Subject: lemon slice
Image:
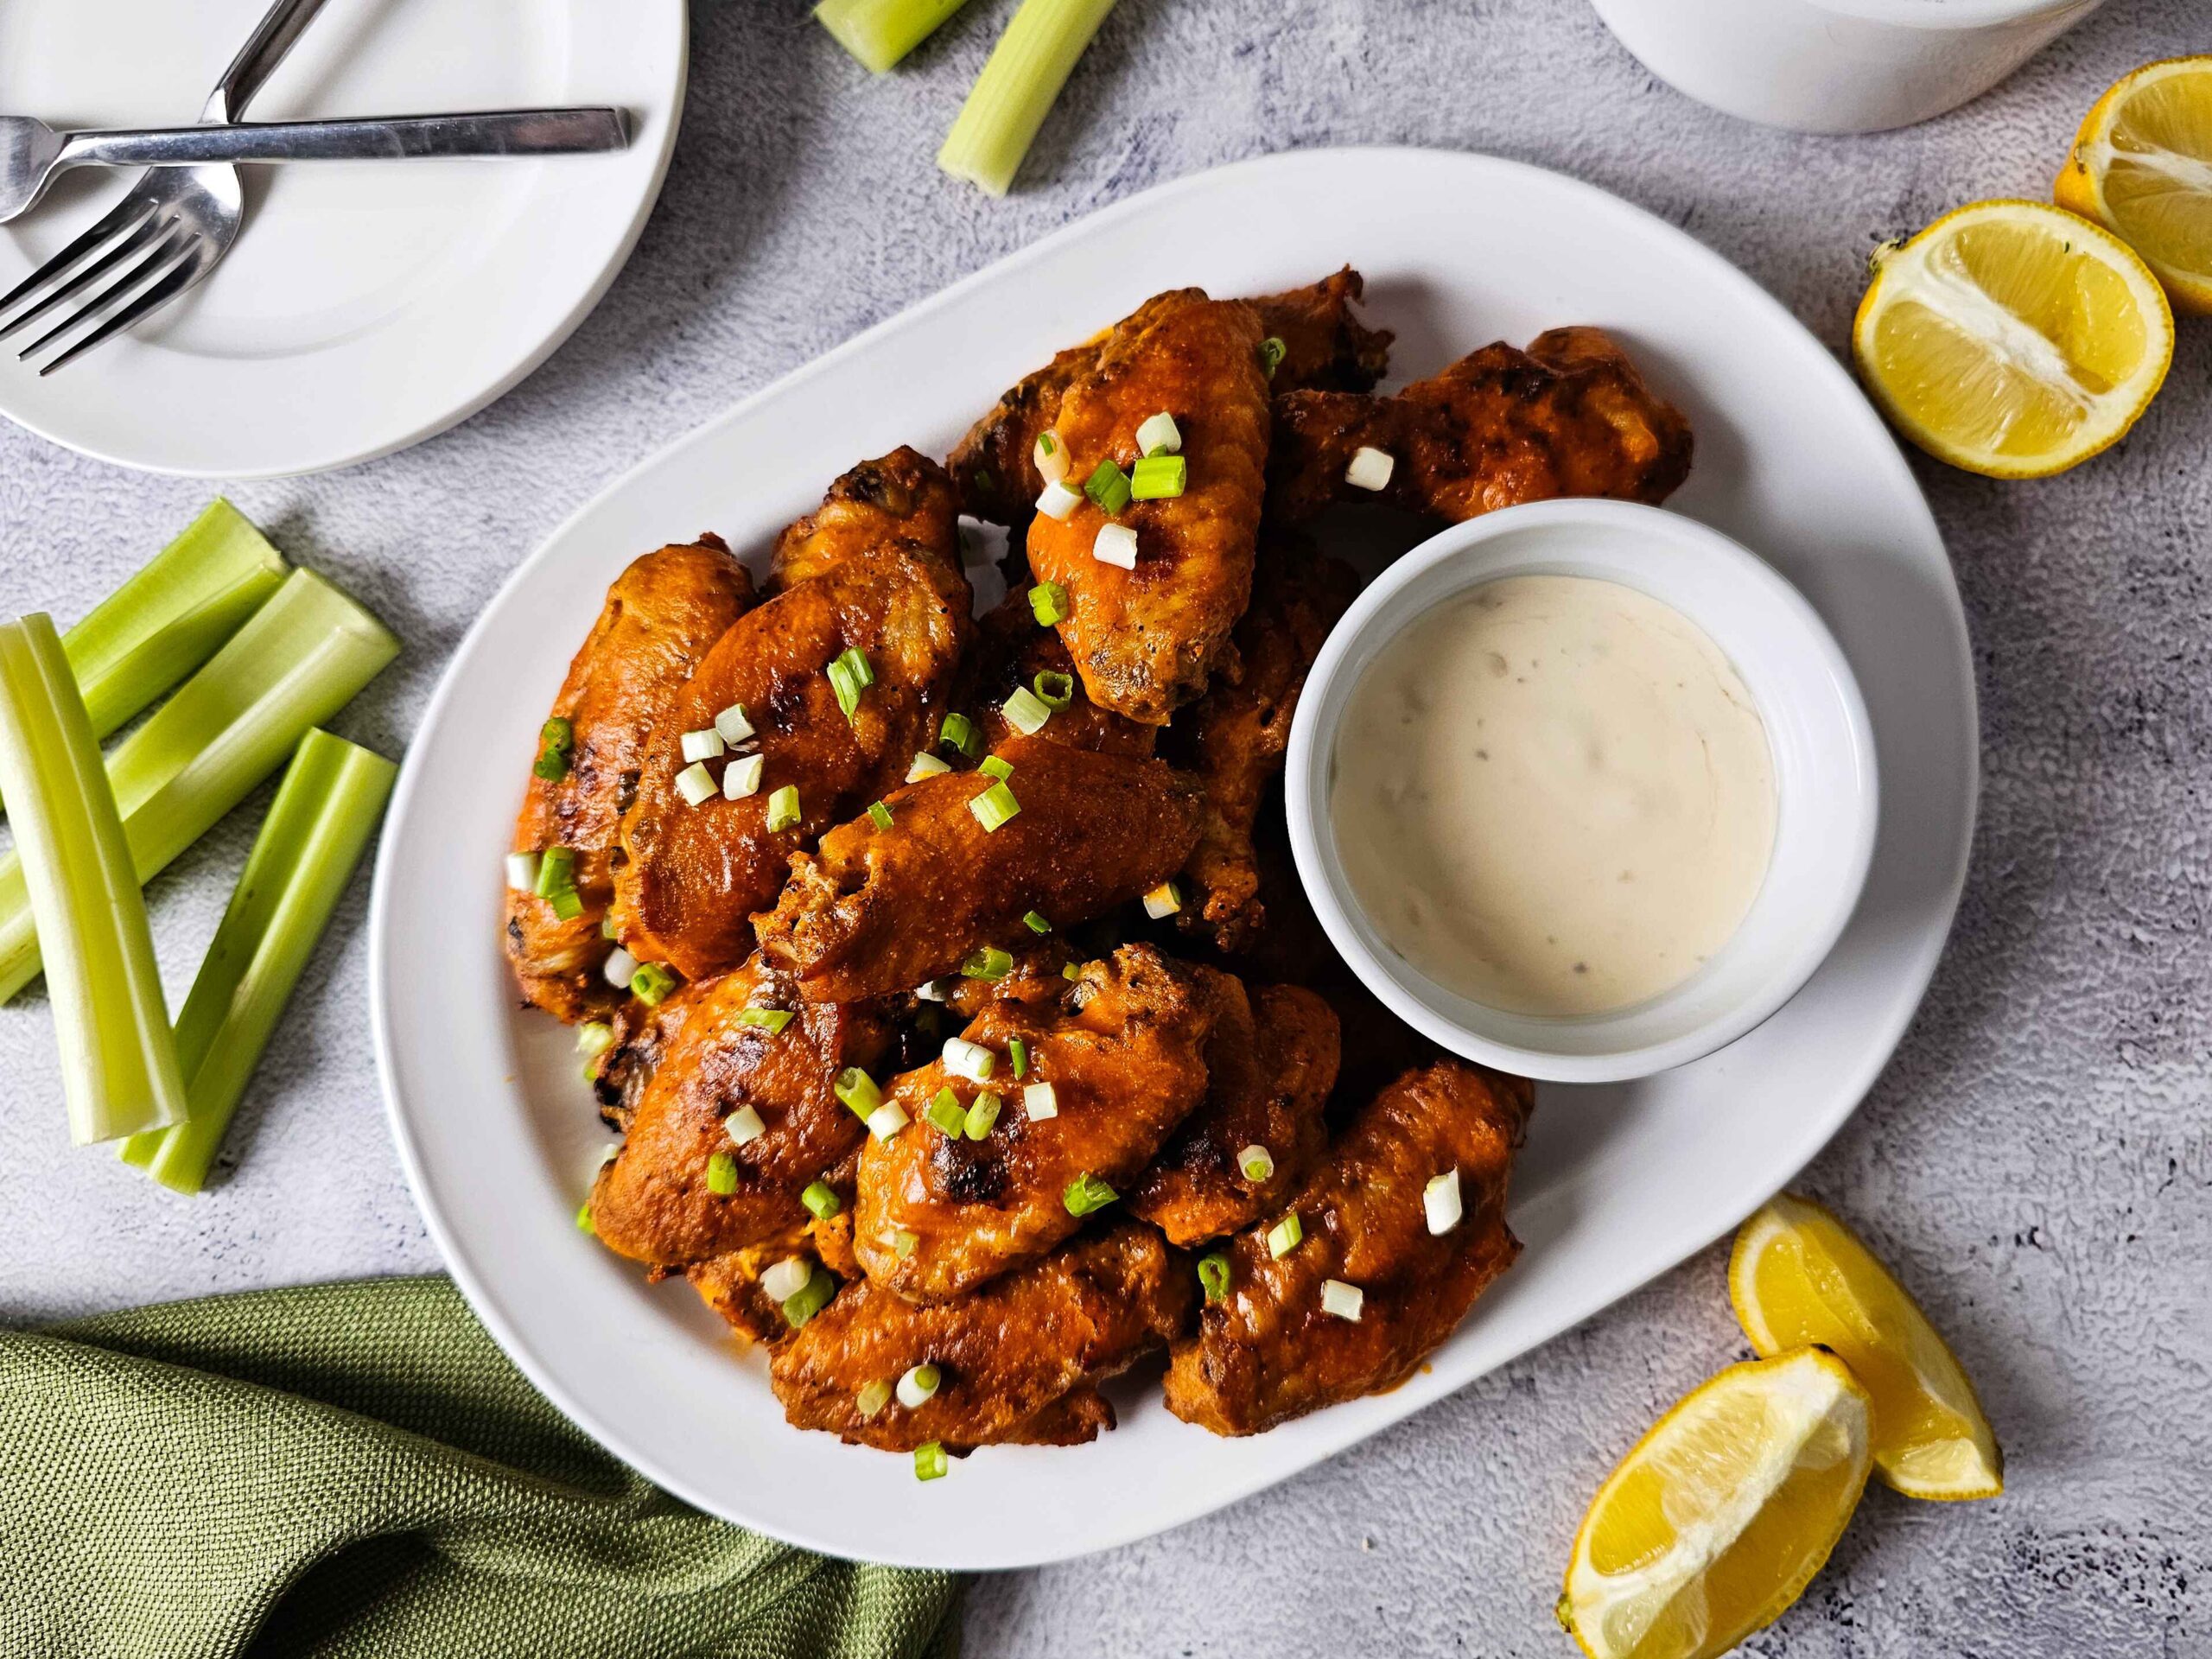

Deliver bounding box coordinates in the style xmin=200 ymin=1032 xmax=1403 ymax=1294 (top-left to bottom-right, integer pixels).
xmin=1852 ymin=199 xmax=2172 ymax=478
xmin=1731 ymin=1193 xmax=2002 ymax=1501
xmin=2056 ymin=56 xmax=2212 ymax=315
xmin=1560 ymin=1348 xmax=1872 ymax=1659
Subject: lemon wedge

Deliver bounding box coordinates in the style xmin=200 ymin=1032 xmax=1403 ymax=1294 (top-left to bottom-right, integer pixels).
xmin=2056 ymin=56 xmax=2212 ymax=315
xmin=1560 ymin=1348 xmax=1872 ymax=1659
xmin=1731 ymin=1192 xmax=2003 ymax=1502
xmin=1852 ymin=199 xmax=2172 ymax=478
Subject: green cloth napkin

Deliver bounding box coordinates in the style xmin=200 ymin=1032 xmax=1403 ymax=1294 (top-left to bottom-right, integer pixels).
xmin=0 ymin=1275 xmax=959 ymax=1659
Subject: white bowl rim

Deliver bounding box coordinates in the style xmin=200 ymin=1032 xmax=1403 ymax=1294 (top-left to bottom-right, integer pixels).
xmin=1286 ymin=497 xmax=1879 ymax=1084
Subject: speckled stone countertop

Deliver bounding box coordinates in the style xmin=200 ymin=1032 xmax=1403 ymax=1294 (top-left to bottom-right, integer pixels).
xmin=2 ymin=2 xmax=2206 ymax=1652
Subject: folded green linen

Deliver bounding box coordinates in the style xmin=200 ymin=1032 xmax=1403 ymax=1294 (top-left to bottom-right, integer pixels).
xmin=0 ymin=1275 xmax=959 ymax=1659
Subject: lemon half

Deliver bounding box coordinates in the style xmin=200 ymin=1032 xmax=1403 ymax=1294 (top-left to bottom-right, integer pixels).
xmin=1853 ymin=199 xmax=2173 ymax=478
xmin=1560 ymin=1348 xmax=1872 ymax=1659
xmin=2056 ymin=55 xmax=2212 ymax=315
xmin=1731 ymin=1192 xmax=2002 ymax=1501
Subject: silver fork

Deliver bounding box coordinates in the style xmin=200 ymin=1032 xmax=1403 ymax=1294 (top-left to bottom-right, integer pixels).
xmin=0 ymin=0 xmax=330 ymax=375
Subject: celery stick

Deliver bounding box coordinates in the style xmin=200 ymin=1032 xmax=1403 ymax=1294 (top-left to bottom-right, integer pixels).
xmin=119 ymin=730 xmax=396 ymax=1193
xmin=938 ymin=0 xmax=1117 ymax=196
xmin=816 ymin=0 xmax=971 ymax=73
xmin=0 ymin=615 xmax=187 ymax=1144
xmin=0 ymin=569 xmax=398 ymax=1004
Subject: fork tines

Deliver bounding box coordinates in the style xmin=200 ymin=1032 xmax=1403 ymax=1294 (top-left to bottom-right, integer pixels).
xmin=0 ymin=193 xmax=206 ymax=375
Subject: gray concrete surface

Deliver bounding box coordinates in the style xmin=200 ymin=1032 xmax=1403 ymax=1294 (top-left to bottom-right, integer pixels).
xmin=3 ymin=1 xmax=2208 ymax=1652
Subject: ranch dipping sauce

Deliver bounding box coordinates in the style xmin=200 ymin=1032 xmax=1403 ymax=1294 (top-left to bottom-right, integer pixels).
xmin=1332 ymin=574 xmax=1777 ymax=1018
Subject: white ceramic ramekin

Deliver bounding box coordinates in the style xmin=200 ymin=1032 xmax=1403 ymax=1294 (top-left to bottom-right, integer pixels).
xmin=1587 ymin=0 xmax=2106 ymax=134
xmin=1287 ymin=499 xmax=1878 ymax=1084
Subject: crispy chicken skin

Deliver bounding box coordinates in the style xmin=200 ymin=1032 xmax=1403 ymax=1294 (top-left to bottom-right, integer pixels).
xmin=769 ymin=446 xmax=963 ymax=592
xmin=1129 ymin=984 xmax=1340 ymax=1246
xmin=507 ymin=537 xmax=753 ymax=1021
xmin=1163 ymin=535 xmax=1359 ymax=950
xmin=853 ymin=945 xmax=1230 ymax=1301
xmin=753 ymin=734 xmax=1204 ymax=1003
xmin=614 ymin=481 xmax=969 ymax=981
xmin=770 ymin=1224 xmax=1192 ymax=1451
xmin=1266 ymin=326 xmax=1693 ymax=525
xmin=971 ymin=587 xmax=1156 ymax=759
xmin=588 ymin=958 xmax=893 ymax=1269
xmin=1024 ymin=289 xmax=1271 ymax=725
xmin=1165 ymin=1059 xmax=1532 ymax=1435
xmin=949 ymin=270 xmax=1392 ymax=531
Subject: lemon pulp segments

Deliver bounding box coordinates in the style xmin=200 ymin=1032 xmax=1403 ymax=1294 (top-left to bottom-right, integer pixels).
xmin=2056 ymin=56 xmax=2212 ymax=314
xmin=1731 ymin=1192 xmax=2003 ymax=1500
xmin=1563 ymin=1349 xmax=1872 ymax=1659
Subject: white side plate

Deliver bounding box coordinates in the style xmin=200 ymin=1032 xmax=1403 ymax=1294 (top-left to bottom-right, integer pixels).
xmin=372 ymin=148 xmax=1976 ymax=1570
xmin=0 ymin=0 xmax=685 ymax=477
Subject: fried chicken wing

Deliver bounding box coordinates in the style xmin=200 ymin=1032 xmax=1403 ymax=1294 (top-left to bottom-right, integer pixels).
xmin=614 ymin=463 xmax=969 ymax=981
xmin=852 ymin=945 xmax=1229 ymax=1300
xmin=1023 ymin=289 xmax=1271 ymax=724
xmin=1163 ymin=534 xmax=1358 ymax=950
xmin=770 ymin=1223 xmax=1191 ymax=1451
xmin=1128 ymin=984 xmax=1339 ymax=1246
xmin=971 ymin=586 xmax=1156 ymax=759
xmin=506 ymin=537 xmax=753 ymax=1021
xmin=1164 ymin=1059 xmax=1532 ymax=1435
xmin=949 ymin=270 xmax=1391 ymax=531
xmin=1267 ymin=326 xmax=1693 ymax=525
xmin=769 ymin=445 xmax=963 ymax=591
xmin=588 ymin=958 xmax=893 ymax=1269
xmin=753 ymin=734 xmax=1204 ymax=1003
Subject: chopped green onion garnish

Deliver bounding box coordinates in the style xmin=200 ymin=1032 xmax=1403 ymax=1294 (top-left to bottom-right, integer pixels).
xmin=783 ymin=1265 xmax=836 ymax=1329
xmin=1063 ymin=1172 xmax=1117 ymax=1217
xmin=1023 ymin=1081 xmax=1058 ymax=1120
xmin=575 ymin=1199 xmax=595 ymax=1235
xmin=723 ymin=753 xmax=765 ymax=801
xmin=1009 ymin=1034 xmax=1030 ymax=1077
xmin=675 ymin=760 xmax=718 ymax=806
xmin=533 ymin=716 xmax=574 ymax=782
xmin=535 ymin=846 xmax=576 ymax=900
xmin=1198 ymin=1251 xmax=1230 ymax=1303
xmin=1260 ymin=336 xmax=1287 ymax=378
xmin=938 ymin=712 xmax=981 ymax=758
xmin=1032 ymin=427 xmax=1068 ymax=483
xmin=1083 ymin=458 xmax=1132 ymax=514
xmin=868 ymin=799 xmax=894 ymax=830
xmin=1135 ymin=410 xmax=1182 ymax=455
xmin=680 ymin=727 xmax=725 ymax=764
xmin=1021 ymin=910 xmax=1051 ymax=936
xmin=1238 ymin=1144 xmax=1275 ymax=1183
xmin=505 ymin=851 xmax=542 ymax=893
xmin=1320 ymin=1279 xmax=1364 ymax=1322
xmin=1035 ymin=480 xmax=1082 ymax=522
xmin=1032 ymin=670 xmax=1075 ymax=709
xmin=1001 ymin=685 xmax=1052 ymax=735
xmin=898 ymin=1363 xmax=943 ymax=1407
xmin=546 ymin=887 xmax=584 ymax=922
xmin=906 ymin=750 xmax=952 ymax=782
xmin=836 ymin=646 xmax=875 ymax=689
xmin=969 ymin=779 xmax=1020 ymax=832
xmin=601 ymin=912 xmax=620 ymax=939
xmin=738 ymin=1007 xmax=795 ymax=1033
xmin=914 ymin=978 xmax=947 ymax=1001
xmin=802 ymin=1179 xmax=842 ymax=1219
xmin=836 ymin=1067 xmax=883 ymax=1116
xmin=1141 ymin=880 xmax=1182 ymax=919
xmin=705 ymin=1151 xmax=739 ymax=1196
xmin=602 ymin=946 xmax=639 ymax=988
xmin=866 ymin=1101 xmax=910 ymax=1141
xmin=914 ymin=1442 xmax=949 ymax=1481
xmin=943 ymin=1036 xmax=997 ymax=1081
xmin=925 ymin=1086 xmax=967 ymax=1136
xmin=726 ymin=1105 xmax=767 ymax=1145
xmin=856 ymin=1377 xmax=893 ymax=1418
xmin=963 ymin=1090 xmax=1002 ymax=1140
xmin=1092 ymin=523 xmax=1139 ymax=569
xmin=894 ymin=1228 xmax=918 ymax=1258
xmin=961 ymin=946 xmax=1014 ymax=981
xmin=762 ymin=1257 xmax=813 ymax=1303
xmin=1062 ymin=961 xmax=1082 ymax=981
xmin=576 ymin=1021 xmax=614 ymax=1058
xmin=979 ymin=755 xmax=1014 ymax=782
xmin=1267 ymin=1212 xmax=1303 ymax=1258
xmin=765 ymin=784 xmax=802 ymax=832
xmin=1425 ymin=1168 xmax=1464 ymax=1235
xmin=937 ymin=0 xmax=1120 ymax=197
xmin=630 ymin=962 xmax=678 ymax=1007
xmin=827 ymin=658 xmax=862 ymax=723
xmin=1129 ymin=454 xmax=1187 ymax=500
xmin=815 ymin=0 xmax=971 ymax=74
xmin=1344 ymin=445 xmax=1395 ymax=493
xmin=714 ymin=702 xmax=754 ymax=745
xmin=1028 ymin=582 xmax=1070 ymax=626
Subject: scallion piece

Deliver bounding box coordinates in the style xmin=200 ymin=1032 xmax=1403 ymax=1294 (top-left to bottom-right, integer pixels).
xmin=575 ymin=1199 xmax=595 ymax=1235
xmin=1032 ymin=670 xmax=1074 ymax=709
xmin=801 ymin=1179 xmax=842 ymax=1220
xmin=1062 ymin=961 xmax=1082 ymax=981
xmin=937 ymin=0 xmax=1120 ymax=196
xmin=898 ymin=1363 xmax=943 ymax=1408
xmin=1063 ymin=1172 xmax=1117 ymax=1217
xmin=1135 ymin=410 xmax=1182 ymax=456
xmin=1267 ymin=1212 xmax=1303 ymax=1258
xmin=1091 ymin=523 xmax=1139 ymax=569
xmin=1320 ymin=1279 xmax=1365 ymax=1322
xmin=725 ymin=1104 xmax=767 ymax=1146
xmin=938 ymin=712 xmax=980 ymax=759
xmin=714 ymin=702 xmax=755 ymax=745
xmin=738 ymin=1007 xmax=794 ymax=1033
xmin=836 ymin=646 xmax=875 ymax=690
xmin=1424 ymin=1167 xmax=1464 ymax=1235
xmin=1238 ymin=1144 xmax=1275 ymax=1183
xmin=1142 ymin=880 xmax=1182 ymax=919
xmin=815 ymin=0 xmax=971 ymax=73
xmin=1129 ymin=454 xmax=1186 ymax=500
xmin=1032 ymin=427 xmax=1069 ymax=484
xmin=761 ymin=1257 xmax=813 ymax=1304
xmin=979 ymin=754 xmax=1014 ymax=782
xmin=1021 ymin=910 xmax=1051 ymax=936
xmin=1028 ymin=582 xmax=1070 ymax=626
xmin=0 ymin=569 xmax=396 ymax=1006
xmin=723 ymin=753 xmax=764 ymax=800
xmin=1023 ymin=1081 xmax=1058 ymax=1120
xmin=706 ymin=1150 xmax=739 ymax=1196
xmin=1197 ymin=1251 xmax=1230 ymax=1303
xmin=925 ymin=1086 xmax=967 ymax=1136
xmin=1083 ymin=458 xmax=1132 ymax=514
xmin=963 ymin=1090 xmax=1002 ymax=1140
xmin=764 ymin=784 xmax=802 ymax=832
xmin=0 ymin=614 xmax=186 ymax=1145
xmin=969 ymin=779 xmax=1020 ymax=832
xmin=827 ymin=658 xmax=862 ymax=723
xmin=894 ymin=1228 xmax=918 ymax=1258
xmin=117 ymin=731 xmax=399 ymax=1188
xmin=601 ymin=946 xmax=639 ymax=989
xmin=1344 ymin=445 xmax=1395 ymax=492
xmin=906 ymin=751 xmax=952 ymax=783
xmin=914 ymin=1441 xmax=950 ymax=1481
xmin=961 ymin=945 xmax=1014 ymax=981
xmin=1034 ymin=480 xmax=1082 ymax=522
xmin=630 ymin=962 xmax=678 ymax=1007
xmin=868 ymin=800 xmax=894 ymax=830
xmin=1001 ymin=685 xmax=1052 ymax=735
xmin=944 ymin=1036 xmax=997 ymax=1081
xmin=867 ymin=1101 xmax=911 ymax=1141
xmin=1260 ymin=336 xmax=1287 ymax=378
xmin=576 ymin=1020 xmax=615 ymax=1058
xmin=535 ymin=846 xmax=576 ymax=900
xmin=675 ymin=760 xmax=718 ymax=806
xmin=533 ymin=716 xmax=575 ymax=782
xmin=913 ymin=978 xmax=947 ymax=1002
xmin=680 ymin=727 xmax=725 ymax=763
xmin=783 ymin=1265 xmax=836 ymax=1329
xmin=836 ymin=1066 xmax=883 ymax=1116
xmin=1008 ymin=1034 xmax=1031 ymax=1077
xmin=504 ymin=850 xmax=542 ymax=892
xmin=547 ymin=886 xmax=584 ymax=921
xmin=856 ymin=1377 xmax=893 ymax=1418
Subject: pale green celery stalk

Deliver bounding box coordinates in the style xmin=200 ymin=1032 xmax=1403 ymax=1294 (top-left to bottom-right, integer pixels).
xmin=0 ymin=615 xmax=187 ymax=1144
xmin=119 ymin=730 xmax=396 ymax=1193
xmin=938 ymin=0 xmax=1117 ymax=196
xmin=816 ymin=0 xmax=971 ymax=73
xmin=0 ymin=569 xmax=398 ymax=1005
